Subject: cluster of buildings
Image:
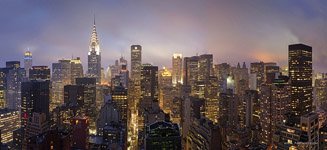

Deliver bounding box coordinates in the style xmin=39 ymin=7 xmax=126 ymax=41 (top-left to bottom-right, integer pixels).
xmin=0 ymin=19 xmax=327 ymax=150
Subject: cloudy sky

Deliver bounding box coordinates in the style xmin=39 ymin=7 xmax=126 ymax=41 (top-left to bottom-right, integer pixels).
xmin=0 ymin=0 xmax=326 ymax=72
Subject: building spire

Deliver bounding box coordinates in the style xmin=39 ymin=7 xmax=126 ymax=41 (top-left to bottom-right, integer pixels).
xmin=89 ymin=15 xmax=100 ymax=55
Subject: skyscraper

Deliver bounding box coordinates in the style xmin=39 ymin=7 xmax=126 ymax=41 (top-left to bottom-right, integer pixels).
xmin=131 ymin=45 xmax=142 ymax=81
xmin=52 ymin=59 xmax=72 ymax=109
xmin=140 ymin=64 xmax=159 ymax=109
xmin=172 ymin=53 xmax=182 ymax=85
xmin=6 ymin=61 xmax=25 ymax=110
xmin=24 ymin=50 xmax=32 ymax=79
xmin=70 ymin=57 xmax=84 ymax=84
xmin=288 ymin=44 xmax=313 ymax=116
xmin=88 ymin=19 xmax=101 ymax=83
xmin=21 ymin=80 xmax=50 ymax=128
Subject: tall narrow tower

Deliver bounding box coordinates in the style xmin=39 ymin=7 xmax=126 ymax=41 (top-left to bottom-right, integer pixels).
xmin=24 ymin=50 xmax=32 ymax=78
xmin=88 ymin=18 xmax=101 ymax=83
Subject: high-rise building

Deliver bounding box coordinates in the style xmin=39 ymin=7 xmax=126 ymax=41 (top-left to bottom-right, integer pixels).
xmin=5 ymin=61 xmax=25 ymax=110
xmin=24 ymin=50 xmax=32 ymax=79
xmin=145 ymin=121 xmax=181 ymax=150
xmin=260 ymin=75 xmax=290 ymax=145
xmin=172 ymin=53 xmax=183 ymax=85
xmin=76 ymin=77 xmax=97 ymax=132
xmin=288 ymin=44 xmax=313 ymax=116
xmin=250 ymin=61 xmax=265 ymax=91
xmin=159 ymin=67 xmax=173 ymax=113
xmin=131 ymin=45 xmax=142 ymax=81
xmin=0 ymin=109 xmax=20 ymax=144
xmin=140 ymin=64 xmax=159 ymax=110
xmin=88 ymin=19 xmax=101 ymax=83
xmin=112 ymin=85 xmax=128 ymax=126
xmin=21 ymin=80 xmax=50 ymax=128
xmin=64 ymin=84 xmax=84 ymax=107
xmin=52 ymin=59 xmax=72 ymax=109
xmin=314 ymin=77 xmax=327 ymax=110
xmin=218 ymin=89 xmax=239 ymax=128
xmin=29 ymin=66 xmax=50 ymax=80
xmin=214 ymin=63 xmax=231 ymax=93
xmin=70 ymin=57 xmax=84 ymax=84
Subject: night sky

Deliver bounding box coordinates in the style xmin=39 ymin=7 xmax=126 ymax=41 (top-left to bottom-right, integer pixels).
xmin=0 ymin=0 xmax=326 ymax=72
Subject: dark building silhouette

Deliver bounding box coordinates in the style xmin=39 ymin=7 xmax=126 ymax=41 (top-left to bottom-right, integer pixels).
xmin=21 ymin=80 xmax=50 ymax=127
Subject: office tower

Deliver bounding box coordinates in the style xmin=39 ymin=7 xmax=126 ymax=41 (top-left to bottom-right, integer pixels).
xmin=183 ymin=56 xmax=199 ymax=87
xmin=112 ymin=85 xmax=128 ymax=126
xmin=186 ymin=117 xmax=222 ymax=150
xmin=233 ymin=62 xmax=249 ymax=96
xmin=184 ymin=54 xmax=213 ymax=96
xmin=88 ymin=19 xmax=101 ymax=83
xmin=314 ymin=77 xmax=327 ymax=109
xmin=172 ymin=53 xmax=183 ymax=85
xmin=140 ymin=64 xmax=159 ymax=109
xmin=288 ymin=44 xmax=313 ymax=116
xmin=21 ymin=80 xmax=50 ymax=128
xmin=29 ymin=66 xmax=50 ymax=80
xmin=198 ymin=54 xmax=213 ymax=82
xmin=71 ymin=116 xmax=89 ymax=149
xmin=64 ymin=85 xmax=84 ymax=107
xmin=6 ymin=61 xmax=25 ymax=110
xmin=76 ymin=77 xmax=97 ymax=132
xmin=131 ymin=45 xmax=142 ymax=81
xmin=250 ymin=61 xmax=265 ymax=90
xmin=0 ymin=87 xmax=4 ymax=109
xmin=70 ymin=57 xmax=84 ymax=84
xmin=158 ymin=67 xmax=173 ymax=113
xmin=52 ymin=59 xmax=72 ymax=109
xmin=260 ymin=75 xmax=290 ymax=145
xmin=0 ymin=66 xmax=8 ymax=108
xmin=0 ymin=109 xmax=20 ymax=144
xmin=120 ymin=64 xmax=129 ymax=88
xmin=24 ymin=50 xmax=32 ymax=78
xmin=273 ymin=113 xmax=319 ymax=150
xmin=145 ymin=121 xmax=181 ymax=150
xmin=214 ymin=63 xmax=231 ymax=93
xmin=204 ymin=76 xmax=219 ymax=123
xmin=241 ymin=90 xmax=259 ymax=127
xmin=218 ymin=89 xmax=239 ymax=128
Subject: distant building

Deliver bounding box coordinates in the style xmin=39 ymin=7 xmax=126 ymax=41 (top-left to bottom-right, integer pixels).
xmin=24 ymin=50 xmax=32 ymax=79
xmin=29 ymin=66 xmax=50 ymax=80
xmin=172 ymin=53 xmax=183 ymax=85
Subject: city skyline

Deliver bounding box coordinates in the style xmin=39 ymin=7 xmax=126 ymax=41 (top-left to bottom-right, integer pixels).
xmin=0 ymin=0 xmax=326 ymax=72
